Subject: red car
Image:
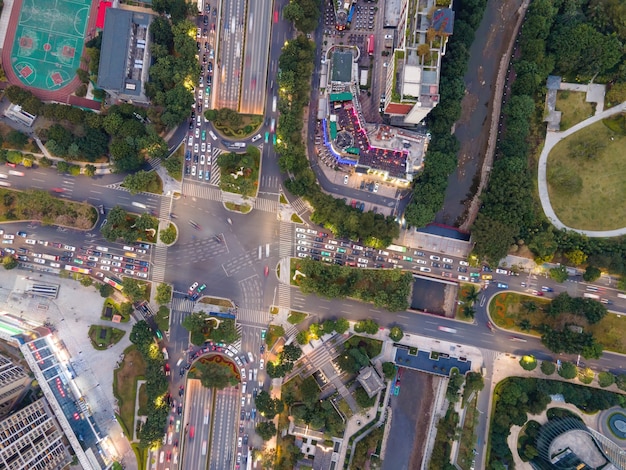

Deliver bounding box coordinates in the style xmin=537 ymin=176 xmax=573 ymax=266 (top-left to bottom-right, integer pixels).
xmin=166 ymin=451 xmax=171 ymax=462
xmin=264 ymin=265 xmax=269 ymax=276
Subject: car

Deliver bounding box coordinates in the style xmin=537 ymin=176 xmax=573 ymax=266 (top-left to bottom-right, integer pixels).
xmin=324 ymin=244 xmax=335 ymax=250
xmin=459 ymin=260 xmax=469 ymax=266
xmin=191 ymin=165 xmax=197 ymax=176
xmin=431 ymin=262 xmax=440 ymax=268
xmin=188 ymin=282 xmax=199 ymax=294
xmin=443 ymin=264 xmax=453 ymax=270
xmin=101 ymin=266 xmax=111 ymax=271
xmin=343 ymin=175 xmax=349 ymax=184
xmin=194 ymin=143 xmax=199 ymax=153
xmin=420 ymin=267 xmax=431 ymax=272
xmin=430 ymin=255 xmax=440 ymax=261
xmin=297 ymin=246 xmax=308 ymax=252
xmin=195 ymin=128 xmax=200 ymax=139
xmin=198 ymin=170 xmax=203 ymax=179
xmin=200 ymin=154 xmax=205 ymax=165
xmin=481 ymin=274 xmax=493 ymax=280
xmin=438 ymin=326 xmax=457 ymax=333
xmin=264 ymin=265 xmax=269 ymax=276
xmin=416 ymin=259 xmax=427 ymax=265
xmin=296 ymin=234 xmax=306 ymax=239
xmin=497 ymin=283 xmax=508 ymax=289
xmin=201 ymin=142 xmax=206 ymax=152
xmin=442 ymin=258 xmax=453 ymax=264
xmin=297 ymin=252 xmax=309 ymax=258
xmin=458 ymin=275 xmax=469 ymax=281
xmin=373 ymin=183 xmax=379 ymax=192
xmin=541 ymin=286 xmax=553 ymax=292
xmin=495 ymin=268 xmax=509 ymax=275
xmin=259 ymin=359 xmax=264 ymax=370
xmin=87 ymin=256 xmax=99 ymax=262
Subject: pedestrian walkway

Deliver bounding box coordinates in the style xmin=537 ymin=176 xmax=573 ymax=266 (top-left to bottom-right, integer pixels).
xmin=171 ymin=295 xmax=195 ymax=314
xmin=182 ymin=181 xmax=222 ymax=201
xmin=291 ymin=197 xmax=310 ymax=216
xmin=209 ymin=167 xmax=221 ymax=185
xmin=150 ymin=246 xmax=169 ymax=284
xmin=236 ymin=308 xmax=272 ymax=326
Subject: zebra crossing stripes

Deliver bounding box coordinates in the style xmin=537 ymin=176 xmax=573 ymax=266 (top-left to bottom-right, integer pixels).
xmin=291 ymin=197 xmax=309 ymax=215
xmin=158 ymin=197 xmax=171 ymax=219
xmin=145 ymin=157 xmax=162 ymax=170
xmin=277 ymin=283 xmax=291 ymax=309
xmin=182 ymin=181 xmax=222 ymax=201
xmin=150 ymin=245 xmax=169 ymax=283
xmin=209 ymin=167 xmax=221 ymax=186
xmin=231 ymin=323 xmax=243 ymax=351
xmin=235 ymin=308 xmax=272 ymax=326
xmin=254 ymin=197 xmax=278 ymax=213
xmin=171 ymin=295 xmax=195 ymax=314
xmin=278 ymin=222 xmax=293 ymax=258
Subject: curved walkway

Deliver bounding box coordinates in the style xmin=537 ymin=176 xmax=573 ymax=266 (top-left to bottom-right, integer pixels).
xmin=538 ymin=101 xmax=626 ymax=237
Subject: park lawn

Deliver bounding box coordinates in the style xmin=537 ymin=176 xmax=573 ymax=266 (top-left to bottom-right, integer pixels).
xmin=113 ymin=346 xmax=146 ymax=440
xmin=88 ymin=325 xmax=126 ymax=350
xmin=137 ymin=382 xmax=148 ymax=416
xmin=287 ymin=310 xmax=307 ymax=325
xmin=218 ymin=148 xmax=260 ymax=197
xmin=457 ymin=395 xmax=479 ymax=470
xmin=547 ymin=121 xmax=626 ymax=231
xmin=265 ymin=325 xmax=284 ymax=349
xmin=337 ymin=397 xmax=354 ymax=419
xmin=489 ymin=292 xmax=626 ymax=354
xmin=555 ymin=90 xmax=594 ymax=131
xmin=213 ymin=114 xmax=263 ymax=138
xmin=224 ymin=202 xmax=251 ymax=213
xmin=199 ymin=297 xmax=234 ymax=308
xmin=101 ymin=298 xmax=130 ymax=322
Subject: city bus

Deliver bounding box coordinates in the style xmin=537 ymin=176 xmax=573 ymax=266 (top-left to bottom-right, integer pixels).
xmin=104 ymin=276 xmax=124 ymax=291
xmin=64 ymin=265 xmax=91 ymax=274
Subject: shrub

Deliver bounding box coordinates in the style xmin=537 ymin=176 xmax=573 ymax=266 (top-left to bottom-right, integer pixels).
xmin=597 ymin=371 xmax=615 ymax=388
xmin=558 ymin=362 xmax=577 ymax=380
xmin=519 ymin=356 xmax=537 ymax=371
xmin=540 ymin=361 xmax=556 ymax=376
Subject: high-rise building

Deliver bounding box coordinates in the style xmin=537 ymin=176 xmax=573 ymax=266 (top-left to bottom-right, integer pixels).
xmin=0 ymin=354 xmax=30 ymax=418
xmin=0 ymin=397 xmax=72 ymax=470
xmin=383 ymin=0 xmax=455 ymax=125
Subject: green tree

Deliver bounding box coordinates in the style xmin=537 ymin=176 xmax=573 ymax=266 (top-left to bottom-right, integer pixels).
xmin=99 ymin=283 xmax=113 ymax=298
xmin=255 ymin=421 xmax=277 ymax=441
xmin=123 ymin=171 xmax=155 ymax=195
xmin=382 ymin=362 xmax=396 ymax=380
xmin=540 ymin=360 xmax=556 ymax=375
xmin=583 ymin=266 xmax=601 ymax=282
xmin=254 ymin=391 xmax=284 ymax=418
xmin=598 ymin=371 xmax=615 ymax=388
xmin=160 ymin=223 xmax=177 ymax=244
xmin=182 ymin=311 xmax=210 ymax=345
xmin=122 ymin=277 xmax=145 ymax=302
xmin=211 ymin=319 xmax=239 ymax=344
xmin=2 ymin=256 xmax=17 ymax=270
xmin=195 ymin=360 xmax=239 ymax=389
xmin=389 ymin=326 xmax=404 ymax=342
xmin=84 ymin=164 xmax=97 ymax=177
xmin=549 ymin=266 xmax=569 ymax=283
xmin=558 ymin=362 xmax=577 ymax=380
xmin=354 ymin=319 xmax=379 ymax=335
xmin=129 ymin=320 xmax=155 ymax=350
xmin=281 ymin=344 xmax=302 ymax=362
xmin=155 ymin=283 xmax=172 ymax=305
xmin=5 ymin=130 xmax=29 ymax=149
xmin=564 ymin=249 xmax=587 ymax=266
xmin=335 ymin=318 xmax=349 ymax=334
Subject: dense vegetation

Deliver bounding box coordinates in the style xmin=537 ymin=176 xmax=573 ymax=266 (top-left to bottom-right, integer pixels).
xmin=4 ymin=88 xmax=168 ymax=172
xmin=266 ymin=343 xmax=302 ymax=378
xmin=473 ymin=0 xmax=626 ymax=270
xmin=100 ymin=206 xmax=158 ymax=243
xmin=0 ymin=188 xmax=96 ymax=228
xmin=489 ymin=377 xmax=625 ymax=468
xmin=403 ymin=0 xmax=487 ymax=228
xmin=192 ymin=360 xmax=239 ymax=389
xmin=129 ymin=321 xmax=169 ymax=448
xmin=181 ymin=312 xmax=239 ymax=346
xmin=275 ymin=32 xmax=398 ymax=246
xmin=295 ymin=259 xmax=412 ymax=311
xmin=295 ymin=317 xmax=350 ymax=345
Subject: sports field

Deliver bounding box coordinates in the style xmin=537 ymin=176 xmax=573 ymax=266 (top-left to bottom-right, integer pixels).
xmin=10 ymin=0 xmax=91 ymax=91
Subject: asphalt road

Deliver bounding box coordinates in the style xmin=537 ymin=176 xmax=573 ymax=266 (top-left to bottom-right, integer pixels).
xmin=181 ymin=379 xmax=213 ymax=470
xmin=215 ymin=0 xmax=245 ymax=110
xmin=208 ymin=386 xmax=239 ymax=470
xmin=239 ymin=0 xmax=272 ymax=115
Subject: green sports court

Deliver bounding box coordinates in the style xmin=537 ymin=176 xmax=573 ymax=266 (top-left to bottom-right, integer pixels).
xmin=10 ymin=0 xmax=91 ymax=91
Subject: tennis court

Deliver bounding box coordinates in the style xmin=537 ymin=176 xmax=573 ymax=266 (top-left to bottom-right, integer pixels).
xmin=10 ymin=0 xmax=91 ymax=91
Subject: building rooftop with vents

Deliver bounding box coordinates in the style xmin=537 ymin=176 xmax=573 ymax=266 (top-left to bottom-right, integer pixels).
xmin=97 ymin=8 xmax=153 ymax=103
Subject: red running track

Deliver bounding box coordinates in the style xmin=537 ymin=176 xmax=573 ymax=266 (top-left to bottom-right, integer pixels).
xmin=2 ymin=0 xmax=100 ymax=103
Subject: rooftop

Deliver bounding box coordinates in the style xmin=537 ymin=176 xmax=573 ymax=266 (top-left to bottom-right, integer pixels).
xmin=357 ymin=366 xmax=385 ymax=398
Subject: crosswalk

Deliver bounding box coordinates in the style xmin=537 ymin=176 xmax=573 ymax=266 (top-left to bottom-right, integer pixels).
xmin=151 ymin=246 xmax=168 ymax=283
xmin=231 ymin=323 xmax=243 ymax=351
xmin=277 ymin=283 xmax=291 ymax=309
xmin=145 ymin=157 xmax=162 ymax=170
xmin=236 ymin=308 xmax=272 ymax=326
xmin=158 ymin=197 xmax=171 ymax=219
xmin=209 ymin=167 xmax=221 ymax=185
xmin=254 ymin=197 xmax=278 ymax=213
xmin=278 ymin=222 xmax=293 ymax=258
xmin=260 ymin=175 xmax=281 ymax=190
xmin=291 ymin=197 xmax=309 ymax=215
xmin=182 ymin=181 xmax=222 ymax=201
xmin=171 ymin=295 xmax=196 ymax=314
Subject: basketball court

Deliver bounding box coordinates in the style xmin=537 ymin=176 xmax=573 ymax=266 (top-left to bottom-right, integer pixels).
xmin=9 ymin=0 xmax=91 ymax=91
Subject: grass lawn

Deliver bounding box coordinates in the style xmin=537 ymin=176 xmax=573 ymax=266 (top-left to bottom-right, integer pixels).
xmin=337 ymin=397 xmax=354 ymax=419
xmin=199 ymin=297 xmax=234 ymax=308
xmin=280 ymin=194 xmax=288 ymax=204
xmin=101 ymin=298 xmax=130 ymax=322
xmin=137 ymin=382 xmax=148 ymax=415
xmin=266 ymin=325 xmax=285 ymax=349
xmin=88 ymin=325 xmax=126 ymax=350
xmin=166 ymin=146 xmax=184 ymax=181
xmin=224 ymin=202 xmax=251 ymax=213
xmin=287 ymin=310 xmax=307 ymax=325
xmin=218 ymin=147 xmax=260 ymax=197
xmin=113 ymin=346 xmax=146 ymax=440
xmin=291 ymin=214 xmax=303 ymax=223
xmin=547 ymin=120 xmax=626 ymax=230
xmin=489 ymin=292 xmax=626 ymax=354
xmin=555 ymin=90 xmax=594 ymax=131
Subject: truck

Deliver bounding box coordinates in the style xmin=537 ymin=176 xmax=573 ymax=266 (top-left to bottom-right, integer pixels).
xmin=131 ymin=202 xmax=147 ymax=209
xmin=359 ymin=69 xmax=368 ymax=87
xmin=387 ymin=244 xmax=407 ymax=253
xmin=41 ymin=254 xmax=60 ymax=261
xmin=367 ymin=35 xmax=374 ymax=55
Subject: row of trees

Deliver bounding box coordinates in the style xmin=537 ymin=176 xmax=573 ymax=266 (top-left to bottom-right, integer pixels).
xmin=100 ymin=206 xmax=158 ymax=243
xmin=274 ymin=32 xmax=399 ymax=245
xmin=129 ymin=321 xmax=168 ymax=447
xmin=489 ymin=377 xmax=625 ymax=468
xmin=335 ymin=335 xmax=381 ymax=374
xmin=403 ymin=0 xmax=488 ymax=228
xmin=473 ymin=0 xmax=626 ymax=272
xmin=4 ymin=88 xmax=168 ymax=172
xmin=547 ymin=292 xmax=607 ymax=324
xmin=296 ymin=317 xmax=350 ymax=345
xmin=297 ymin=259 xmax=412 ymax=311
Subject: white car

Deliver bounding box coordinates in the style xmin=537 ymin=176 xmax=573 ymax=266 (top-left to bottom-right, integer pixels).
xmin=357 ymin=258 xmax=368 ymax=263
xmin=259 ymin=359 xmax=264 ymax=370
xmin=188 ymin=136 xmax=193 ymax=146
xmin=101 ymin=266 xmax=111 ymax=271
xmin=112 ymin=262 xmax=121 ymax=267
xmin=459 ymin=260 xmax=469 ymax=266
xmin=297 ymin=246 xmax=308 ymax=252
xmin=195 ymin=128 xmax=200 ymax=139
xmin=101 ymin=259 xmax=111 ymax=265
xmin=25 ymin=239 xmax=36 ymax=245
xmin=87 ymin=256 xmax=99 ymax=262
xmin=458 ymin=275 xmax=469 ymax=281
xmin=64 ymin=245 xmax=76 ymax=251
xmin=33 ymin=258 xmax=45 ymax=264
xmin=324 ymin=244 xmax=335 ymax=250
xmin=112 ymin=255 xmax=123 ymax=261
xmin=306 ymin=229 xmax=317 ymax=235
xmin=373 ymin=183 xmax=379 ymax=192
xmin=198 ymin=90 xmax=203 ymax=99
xmin=137 ymin=272 xmax=148 ymax=278
xmin=420 ymin=267 xmax=431 ymax=272
xmin=191 ymin=165 xmax=197 ymax=176
xmin=201 ymin=142 xmax=206 ymax=152
xmin=200 ymin=154 xmax=205 ymax=165
xmin=429 ymin=255 xmax=440 ymax=261
xmin=443 ymin=258 xmax=453 ymax=263
xmin=296 ymin=228 xmax=306 ymax=233
xmin=297 ymin=253 xmax=309 ymax=258
xmin=297 ymin=240 xmax=310 ymax=246
xmin=416 ymin=259 xmax=427 ymax=265
xmin=194 ymin=143 xmax=199 ymax=153
xmin=343 ymin=175 xmax=349 ymax=184
xmin=296 ymin=234 xmax=306 ymax=239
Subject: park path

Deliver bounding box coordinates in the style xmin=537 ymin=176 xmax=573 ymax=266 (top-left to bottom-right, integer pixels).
xmin=537 ymin=101 xmax=626 ymax=237
xmin=1 ymin=0 xmax=99 ymax=102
